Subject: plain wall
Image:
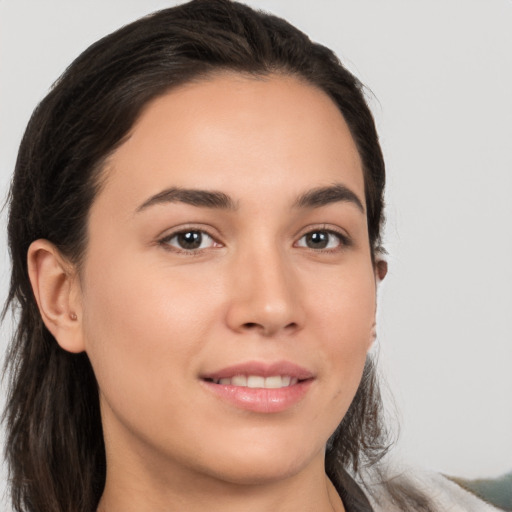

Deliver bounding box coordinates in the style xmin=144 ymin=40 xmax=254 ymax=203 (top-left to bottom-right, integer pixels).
xmin=1 ymin=0 xmax=511 ymax=508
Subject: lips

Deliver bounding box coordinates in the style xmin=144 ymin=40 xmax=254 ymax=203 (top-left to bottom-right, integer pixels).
xmin=201 ymin=360 xmax=314 ymax=382
xmin=200 ymin=361 xmax=315 ymax=413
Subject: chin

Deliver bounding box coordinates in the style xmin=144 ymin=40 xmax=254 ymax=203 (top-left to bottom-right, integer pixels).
xmin=195 ymin=437 xmax=325 ymax=486
xmin=209 ymin=459 xmax=310 ymax=486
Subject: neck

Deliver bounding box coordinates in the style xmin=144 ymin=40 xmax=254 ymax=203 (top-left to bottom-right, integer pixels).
xmin=97 ymin=450 xmax=345 ymax=512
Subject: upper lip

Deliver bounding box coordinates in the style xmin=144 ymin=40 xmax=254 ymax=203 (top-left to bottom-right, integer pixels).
xmin=201 ymin=360 xmax=315 ymax=381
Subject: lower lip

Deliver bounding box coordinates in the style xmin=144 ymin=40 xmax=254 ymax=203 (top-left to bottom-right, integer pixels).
xmin=201 ymin=379 xmax=313 ymax=413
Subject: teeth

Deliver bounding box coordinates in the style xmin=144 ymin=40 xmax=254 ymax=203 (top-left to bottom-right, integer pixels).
xmin=214 ymin=375 xmax=299 ymax=389
xmin=231 ymin=375 xmax=247 ymax=386
xmin=247 ymin=376 xmax=265 ymax=388
xmin=265 ymin=376 xmax=284 ymax=388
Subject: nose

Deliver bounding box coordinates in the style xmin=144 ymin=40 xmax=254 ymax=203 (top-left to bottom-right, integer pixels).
xmin=225 ymin=245 xmax=304 ymax=337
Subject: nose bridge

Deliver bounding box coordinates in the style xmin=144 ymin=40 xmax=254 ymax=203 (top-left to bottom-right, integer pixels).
xmin=226 ymin=237 xmax=303 ymax=335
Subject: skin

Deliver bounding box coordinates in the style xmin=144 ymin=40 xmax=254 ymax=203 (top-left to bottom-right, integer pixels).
xmin=28 ymin=73 xmax=382 ymax=512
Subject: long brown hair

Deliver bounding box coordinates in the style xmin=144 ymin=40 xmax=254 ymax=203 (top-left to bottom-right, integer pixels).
xmin=3 ymin=1 xmax=428 ymax=511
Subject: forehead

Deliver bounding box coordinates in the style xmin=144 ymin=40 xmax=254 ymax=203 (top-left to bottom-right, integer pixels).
xmin=96 ymin=72 xmax=364 ymax=213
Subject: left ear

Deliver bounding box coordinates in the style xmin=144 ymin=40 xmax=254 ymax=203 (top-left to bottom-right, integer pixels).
xmin=27 ymin=239 xmax=85 ymax=353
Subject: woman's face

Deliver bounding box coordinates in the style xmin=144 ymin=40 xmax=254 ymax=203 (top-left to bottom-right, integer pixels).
xmin=78 ymin=73 xmax=377 ymax=485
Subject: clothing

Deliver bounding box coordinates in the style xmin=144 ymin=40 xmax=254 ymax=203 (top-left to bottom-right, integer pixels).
xmin=333 ymin=469 xmax=374 ymax=512
xmin=338 ymin=467 xmax=506 ymax=512
xmin=451 ymin=472 xmax=512 ymax=511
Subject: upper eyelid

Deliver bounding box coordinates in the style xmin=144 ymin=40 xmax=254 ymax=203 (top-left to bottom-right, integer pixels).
xmin=158 ymin=224 xmax=222 ymax=241
xmin=161 ymin=229 xmax=215 ymax=242
xmin=294 ymin=223 xmax=350 ymax=240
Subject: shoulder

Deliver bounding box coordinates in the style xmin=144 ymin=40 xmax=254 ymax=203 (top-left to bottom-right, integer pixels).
xmin=358 ymin=465 xmax=506 ymax=512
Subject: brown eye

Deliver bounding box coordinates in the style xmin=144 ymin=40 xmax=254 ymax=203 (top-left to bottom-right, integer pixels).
xmin=297 ymin=230 xmax=344 ymax=250
xmin=162 ymin=230 xmax=216 ymax=251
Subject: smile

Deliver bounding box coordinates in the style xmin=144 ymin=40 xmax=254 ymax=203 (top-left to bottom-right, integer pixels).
xmin=205 ymin=375 xmax=299 ymax=388
xmin=200 ymin=361 xmax=314 ymax=413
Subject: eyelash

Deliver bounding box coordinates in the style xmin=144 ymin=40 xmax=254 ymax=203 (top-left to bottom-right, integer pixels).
xmin=158 ymin=226 xmax=351 ymax=254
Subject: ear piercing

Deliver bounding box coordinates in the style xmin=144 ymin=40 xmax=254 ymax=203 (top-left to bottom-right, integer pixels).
xmin=69 ymin=312 xmax=78 ymax=321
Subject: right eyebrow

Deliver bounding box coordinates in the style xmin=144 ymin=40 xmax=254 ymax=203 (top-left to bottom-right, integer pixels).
xmin=135 ymin=187 xmax=238 ymax=213
xmin=293 ymin=183 xmax=365 ymax=213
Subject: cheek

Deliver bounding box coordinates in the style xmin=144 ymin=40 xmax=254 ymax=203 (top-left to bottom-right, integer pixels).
xmin=306 ymin=258 xmax=376 ymax=344
xmin=304 ymin=262 xmax=376 ymax=408
xmin=79 ymin=252 xmax=221 ymax=409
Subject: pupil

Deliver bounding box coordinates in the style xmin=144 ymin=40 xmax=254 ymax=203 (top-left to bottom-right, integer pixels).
xmin=307 ymin=231 xmax=328 ymax=249
xmin=178 ymin=231 xmax=202 ymax=249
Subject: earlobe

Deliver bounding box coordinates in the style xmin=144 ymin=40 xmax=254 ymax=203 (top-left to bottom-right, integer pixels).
xmin=366 ymin=319 xmax=378 ymax=352
xmin=27 ymin=239 xmax=85 ymax=353
xmin=370 ymin=321 xmax=377 ymax=343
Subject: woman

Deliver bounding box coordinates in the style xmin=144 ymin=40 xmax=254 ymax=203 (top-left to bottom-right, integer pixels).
xmin=1 ymin=1 xmax=504 ymax=511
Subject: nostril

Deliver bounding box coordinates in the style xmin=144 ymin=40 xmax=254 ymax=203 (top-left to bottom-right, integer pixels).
xmin=240 ymin=321 xmax=299 ymax=335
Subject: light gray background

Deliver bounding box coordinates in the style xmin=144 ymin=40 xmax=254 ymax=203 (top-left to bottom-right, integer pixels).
xmin=1 ymin=0 xmax=511 ymax=507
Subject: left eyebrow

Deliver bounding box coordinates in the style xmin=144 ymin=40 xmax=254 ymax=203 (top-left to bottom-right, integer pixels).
xmin=293 ymin=184 xmax=365 ymax=213
xmin=135 ymin=187 xmax=238 ymax=213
